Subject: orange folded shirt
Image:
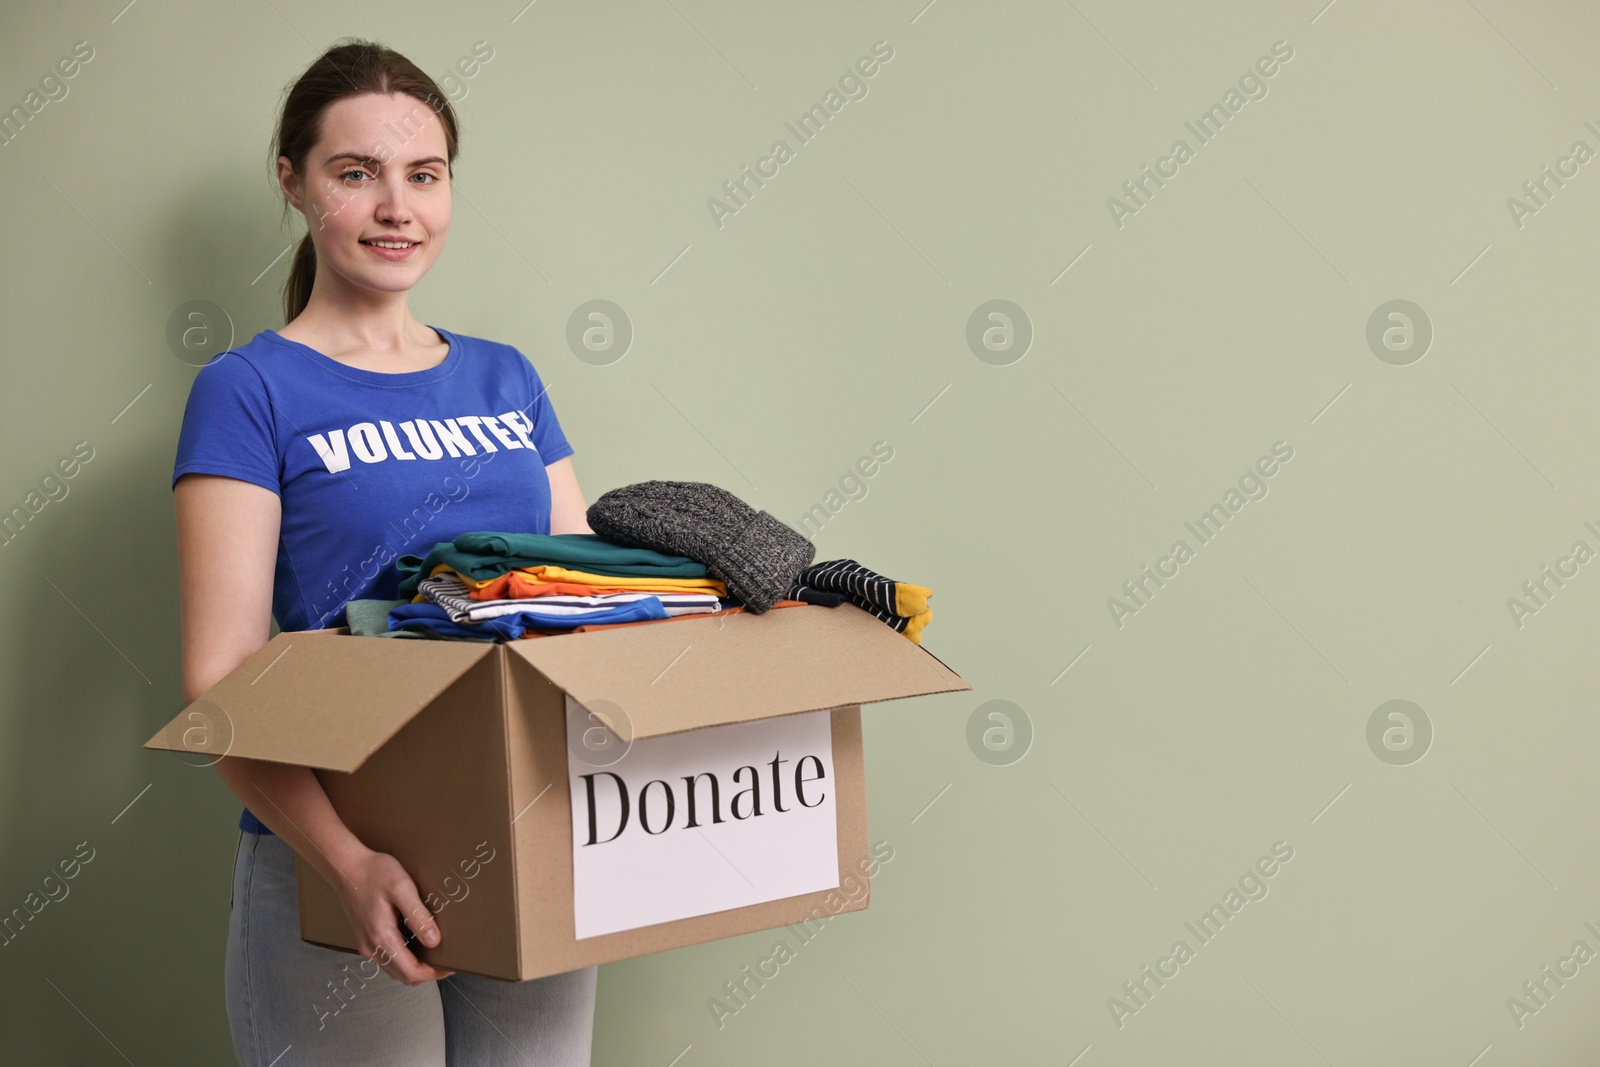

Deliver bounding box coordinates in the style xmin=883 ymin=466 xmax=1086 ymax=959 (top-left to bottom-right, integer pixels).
xmin=469 ymin=578 xmax=654 ymax=599
xmin=464 ymin=566 xmax=728 ymax=602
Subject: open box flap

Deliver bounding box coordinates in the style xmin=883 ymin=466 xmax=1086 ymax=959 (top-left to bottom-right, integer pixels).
xmin=506 ymin=602 xmax=970 ymax=739
xmin=143 ymin=629 xmax=495 ymax=772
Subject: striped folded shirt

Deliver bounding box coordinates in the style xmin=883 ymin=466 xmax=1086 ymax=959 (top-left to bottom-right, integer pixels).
xmin=419 ymin=572 xmax=723 ymax=625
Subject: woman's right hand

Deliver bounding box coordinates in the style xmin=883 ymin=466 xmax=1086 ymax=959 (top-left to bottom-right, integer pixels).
xmin=334 ymin=846 xmax=455 ymax=986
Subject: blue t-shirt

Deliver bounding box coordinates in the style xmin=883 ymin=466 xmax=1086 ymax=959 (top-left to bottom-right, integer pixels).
xmin=172 ymin=326 xmax=575 ymax=834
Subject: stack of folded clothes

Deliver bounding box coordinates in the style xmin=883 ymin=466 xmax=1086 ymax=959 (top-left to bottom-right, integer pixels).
xmin=343 ymin=480 xmax=939 ymax=644
xmin=385 ymin=532 xmax=727 ymax=640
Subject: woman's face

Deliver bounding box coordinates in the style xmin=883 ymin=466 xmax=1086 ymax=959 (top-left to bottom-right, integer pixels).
xmin=279 ymin=92 xmax=452 ymax=300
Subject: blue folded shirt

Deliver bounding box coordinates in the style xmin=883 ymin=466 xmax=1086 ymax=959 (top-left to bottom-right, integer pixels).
xmin=387 ymin=598 xmax=670 ymax=640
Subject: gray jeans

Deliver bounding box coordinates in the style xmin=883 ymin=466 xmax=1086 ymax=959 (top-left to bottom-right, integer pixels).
xmin=224 ymin=830 xmax=597 ymax=1066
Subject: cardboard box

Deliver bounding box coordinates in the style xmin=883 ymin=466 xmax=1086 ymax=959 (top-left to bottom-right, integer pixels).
xmin=146 ymin=602 xmax=968 ymax=980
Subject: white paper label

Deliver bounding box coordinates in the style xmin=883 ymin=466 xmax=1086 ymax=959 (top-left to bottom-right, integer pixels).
xmin=565 ymin=697 xmax=840 ymax=939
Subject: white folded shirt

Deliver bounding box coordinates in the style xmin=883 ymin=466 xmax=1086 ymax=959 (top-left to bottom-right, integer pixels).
xmin=464 ymin=590 xmax=724 ymax=622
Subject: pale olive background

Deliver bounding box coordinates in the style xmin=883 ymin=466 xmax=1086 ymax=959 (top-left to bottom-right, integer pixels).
xmin=3 ymin=0 xmax=1599 ymax=1063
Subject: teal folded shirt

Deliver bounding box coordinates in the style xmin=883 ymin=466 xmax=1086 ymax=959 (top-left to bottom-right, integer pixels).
xmin=395 ymin=532 xmax=709 ymax=599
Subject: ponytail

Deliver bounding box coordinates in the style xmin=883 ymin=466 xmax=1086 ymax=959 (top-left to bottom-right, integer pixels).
xmin=283 ymin=233 xmax=317 ymax=324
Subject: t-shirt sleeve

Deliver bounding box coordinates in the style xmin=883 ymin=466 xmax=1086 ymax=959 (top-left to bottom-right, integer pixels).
xmin=518 ymin=352 xmax=574 ymax=465
xmin=172 ymin=352 xmax=282 ymax=494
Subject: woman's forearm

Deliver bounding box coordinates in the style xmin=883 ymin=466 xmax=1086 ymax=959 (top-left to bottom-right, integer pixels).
xmin=213 ymin=756 xmax=370 ymax=892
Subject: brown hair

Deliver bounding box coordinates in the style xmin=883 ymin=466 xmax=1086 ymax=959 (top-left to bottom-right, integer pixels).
xmin=271 ymin=39 xmax=461 ymax=324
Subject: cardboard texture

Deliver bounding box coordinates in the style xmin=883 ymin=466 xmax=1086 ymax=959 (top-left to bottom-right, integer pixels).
xmin=147 ymin=601 xmax=969 ymax=980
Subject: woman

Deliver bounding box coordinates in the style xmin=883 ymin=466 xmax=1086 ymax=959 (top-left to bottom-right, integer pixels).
xmin=173 ymin=39 xmax=598 ymax=1065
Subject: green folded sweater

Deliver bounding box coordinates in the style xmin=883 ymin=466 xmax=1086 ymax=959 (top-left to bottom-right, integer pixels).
xmin=394 ymin=532 xmax=710 ymax=599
